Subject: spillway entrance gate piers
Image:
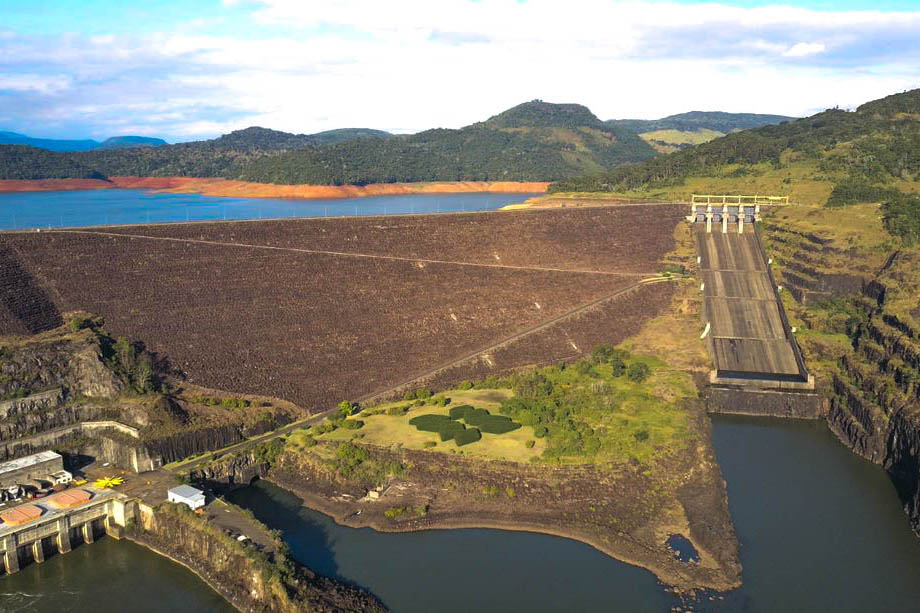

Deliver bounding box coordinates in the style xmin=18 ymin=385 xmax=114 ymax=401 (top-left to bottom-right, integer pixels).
xmin=0 ymin=488 xmax=137 ymax=575
xmin=688 ymin=196 xmax=824 ymax=418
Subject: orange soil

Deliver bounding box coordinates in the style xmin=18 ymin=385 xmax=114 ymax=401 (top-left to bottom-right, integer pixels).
xmin=0 ymin=178 xmax=114 ymax=192
xmin=0 ymin=177 xmax=549 ymax=200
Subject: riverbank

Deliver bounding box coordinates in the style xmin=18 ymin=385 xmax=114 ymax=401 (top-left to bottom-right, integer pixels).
xmin=226 ymin=402 xmax=741 ymax=595
xmin=501 ymin=192 xmax=679 ymax=210
xmin=129 ymin=500 xmax=386 ymax=612
xmin=0 ymin=177 xmax=549 ymax=199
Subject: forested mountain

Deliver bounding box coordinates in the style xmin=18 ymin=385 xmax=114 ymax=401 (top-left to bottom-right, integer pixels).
xmin=96 ymin=136 xmax=168 ymax=150
xmin=0 ymin=131 xmax=165 ymax=152
xmin=552 ymin=88 xmax=920 ymax=242
xmin=553 ymin=89 xmax=920 ymax=194
xmin=0 ymin=101 xmax=657 ymax=183
xmin=0 ymin=146 xmax=106 ymax=180
xmin=608 ymin=111 xmax=797 ymax=153
xmin=237 ymin=102 xmax=656 ymax=184
xmin=609 ymin=111 xmax=796 ymax=135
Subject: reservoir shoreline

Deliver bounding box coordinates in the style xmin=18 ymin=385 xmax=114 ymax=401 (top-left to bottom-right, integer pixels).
xmin=0 ymin=177 xmax=549 ymax=199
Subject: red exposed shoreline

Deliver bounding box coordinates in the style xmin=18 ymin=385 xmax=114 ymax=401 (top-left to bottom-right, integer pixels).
xmin=0 ymin=177 xmax=549 ymax=199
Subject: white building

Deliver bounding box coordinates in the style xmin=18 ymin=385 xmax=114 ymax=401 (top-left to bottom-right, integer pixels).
xmin=50 ymin=470 xmax=72 ymax=485
xmin=167 ymin=485 xmax=206 ymax=510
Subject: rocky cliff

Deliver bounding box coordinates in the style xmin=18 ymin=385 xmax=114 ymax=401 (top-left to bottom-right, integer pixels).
xmin=763 ymin=207 xmax=920 ymax=532
xmin=134 ymin=502 xmax=385 ymax=612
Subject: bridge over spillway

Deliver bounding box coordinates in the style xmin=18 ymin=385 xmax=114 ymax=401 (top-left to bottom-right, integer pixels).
xmin=689 ymin=197 xmax=814 ymax=392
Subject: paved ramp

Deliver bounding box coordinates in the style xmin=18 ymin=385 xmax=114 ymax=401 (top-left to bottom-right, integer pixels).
xmin=697 ymin=226 xmax=810 ymax=386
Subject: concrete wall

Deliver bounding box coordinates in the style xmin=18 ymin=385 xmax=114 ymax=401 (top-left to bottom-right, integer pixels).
xmin=0 ymin=420 xmax=162 ymax=473
xmin=0 ymin=456 xmax=63 ymax=488
xmin=705 ymin=385 xmax=828 ymax=419
xmin=0 ymin=388 xmax=64 ymax=419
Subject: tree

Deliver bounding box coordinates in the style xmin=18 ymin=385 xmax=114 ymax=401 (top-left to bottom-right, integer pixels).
xmin=627 ymin=362 xmax=651 ymax=383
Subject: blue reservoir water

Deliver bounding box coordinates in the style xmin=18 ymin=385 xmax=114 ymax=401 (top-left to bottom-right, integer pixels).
xmin=0 ymin=190 xmax=537 ymax=230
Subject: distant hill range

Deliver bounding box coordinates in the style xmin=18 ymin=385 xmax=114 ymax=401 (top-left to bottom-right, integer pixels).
xmin=551 ymin=88 xmax=920 ymax=208
xmin=0 ymin=102 xmax=794 ymax=184
xmin=0 ymin=131 xmax=168 ymax=152
xmin=608 ymin=111 xmax=797 ymax=153
xmin=609 ymin=111 xmax=797 ymax=134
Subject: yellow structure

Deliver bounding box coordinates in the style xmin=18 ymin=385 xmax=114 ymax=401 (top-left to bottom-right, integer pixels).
xmin=93 ymin=476 xmax=124 ymax=489
xmin=691 ymin=194 xmax=789 ymax=206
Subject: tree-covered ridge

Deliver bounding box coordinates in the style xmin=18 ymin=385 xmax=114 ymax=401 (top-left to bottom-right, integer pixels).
xmin=609 ymin=111 xmax=796 ymax=135
xmin=0 ymin=131 xmax=165 ymax=152
xmin=236 ymin=120 xmax=656 ymax=184
xmin=0 ymin=145 xmax=105 ymax=180
xmin=482 ymin=100 xmax=606 ymax=129
xmin=551 ymin=88 xmax=920 ymax=194
xmin=0 ymin=101 xmax=657 ymax=184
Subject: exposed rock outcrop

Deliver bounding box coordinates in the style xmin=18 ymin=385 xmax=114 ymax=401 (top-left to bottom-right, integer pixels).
xmin=133 ymin=502 xmax=385 ymax=612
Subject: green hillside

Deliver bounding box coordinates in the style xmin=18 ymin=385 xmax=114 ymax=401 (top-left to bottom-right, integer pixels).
xmin=609 ymin=111 xmax=796 ymax=135
xmin=551 ymin=89 xmax=920 ymax=209
xmin=238 ymin=102 xmax=656 ymax=184
xmin=0 ymin=101 xmax=657 ymax=184
xmin=0 ymin=145 xmax=106 ymax=180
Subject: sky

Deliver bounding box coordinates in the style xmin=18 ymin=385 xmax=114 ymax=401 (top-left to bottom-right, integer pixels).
xmin=1 ymin=0 xmax=919 ymax=142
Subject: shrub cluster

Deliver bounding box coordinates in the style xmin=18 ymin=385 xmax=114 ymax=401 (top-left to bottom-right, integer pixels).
xmin=826 ymin=178 xmax=900 ymax=207
xmin=404 ymin=388 xmax=432 ymax=401
xmin=409 ymin=414 xmax=468 ymax=442
xmin=454 ymin=428 xmax=482 ymax=446
xmin=189 ymin=394 xmax=251 ymax=409
xmin=882 ymin=192 xmax=920 ymax=245
xmin=450 ymin=404 xmax=521 ymax=434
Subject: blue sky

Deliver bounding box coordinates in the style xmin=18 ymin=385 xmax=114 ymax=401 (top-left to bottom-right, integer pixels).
xmin=1 ymin=0 xmax=919 ymax=141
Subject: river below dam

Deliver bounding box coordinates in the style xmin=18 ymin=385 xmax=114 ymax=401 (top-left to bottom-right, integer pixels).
xmin=0 ymin=189 xmax=538 ymax=230
xmin=6 ymin=417 xmax=918 ymax=611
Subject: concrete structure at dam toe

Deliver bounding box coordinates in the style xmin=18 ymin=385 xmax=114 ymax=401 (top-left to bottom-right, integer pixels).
xmin=0 ymin=488 xmax=136 ymax=574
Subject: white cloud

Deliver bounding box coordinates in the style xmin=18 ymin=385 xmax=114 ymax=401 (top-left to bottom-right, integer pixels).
xmin=0 ymin=73 xmax=72 ymax=94
xmin=1 ymin=1 xmax=920 ymax=139
xmin=783 ymin=42 xmax=827 ymax=57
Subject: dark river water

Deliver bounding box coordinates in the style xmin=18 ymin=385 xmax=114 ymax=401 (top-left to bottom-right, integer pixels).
xmin=0 ymin=189 xmax=537 ymax=230
xmin=4 ymin=417 xmax=920 ymax=611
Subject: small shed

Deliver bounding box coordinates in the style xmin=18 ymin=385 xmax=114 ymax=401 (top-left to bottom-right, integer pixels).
xmin=167 ymin=485 xmax=206 ymax=510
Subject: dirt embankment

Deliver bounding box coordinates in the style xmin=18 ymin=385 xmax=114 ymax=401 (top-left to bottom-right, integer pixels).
xmin=0 ymin=177 xmax=548 ymax=199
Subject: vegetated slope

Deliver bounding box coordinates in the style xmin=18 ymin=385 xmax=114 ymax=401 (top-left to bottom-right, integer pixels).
xmin=236 ymin=101 xmax=656 ymax=184
xmin=757 ymin=203 xmax=920 ymax=534
xmin=306 ymin=128 xmax=391 ymax=145
xmin=609 ymin=111 xmax=796 ymax=135
xmin=96 ymin=136 xmax=168 ymax=150
xmin=0 ymin=101 xmax=657 ymax=184
xmin=0 ymin=145 xmax=106 ymax=180
xmin=553 ymin=88 xmax=920 ymax=206
xmin=0 ymin=131 xmax=166 ymax=152
xmin=0 ymin=206 xmax=683 ymax=410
